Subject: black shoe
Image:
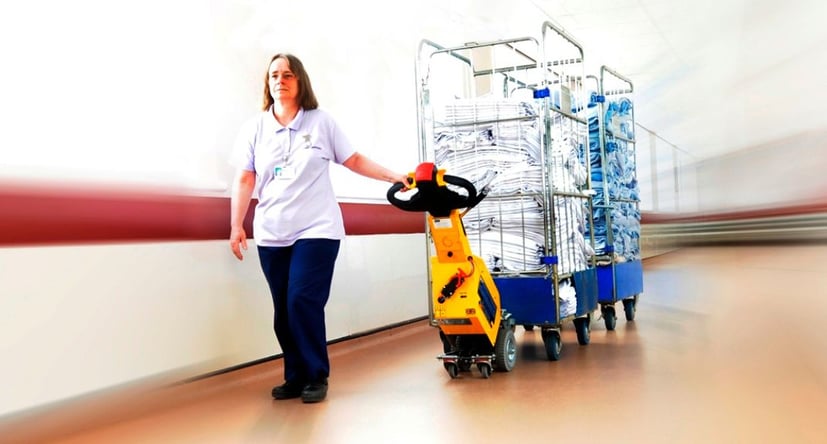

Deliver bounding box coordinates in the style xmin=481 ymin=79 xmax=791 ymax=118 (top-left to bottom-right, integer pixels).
xmin=272 ymin=380 xmax=305 ymax=400
xmin=301 ymin=379 xmax=328 ymax=403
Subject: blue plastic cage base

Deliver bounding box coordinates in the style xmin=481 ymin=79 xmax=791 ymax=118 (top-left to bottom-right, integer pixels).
xmin=597 ymin=260 xmax=643 ymax=303
xmin=494 ymin=276 xmax=555 ymax=325
xmin=494 ymin=270 xmax=599 ymax=325
xmin=572 ymin=268 xmax=598 ymax=316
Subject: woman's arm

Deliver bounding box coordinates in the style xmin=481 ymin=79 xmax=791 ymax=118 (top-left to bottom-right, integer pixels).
xmin=342 ymin=152 xmax=408 ymax=184
xmin=229 ymin=169 xmax=256 ymax=260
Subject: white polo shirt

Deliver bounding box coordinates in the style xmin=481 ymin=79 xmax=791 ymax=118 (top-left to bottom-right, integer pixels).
xmin=231 ymin=107 xmax=356 ymax=247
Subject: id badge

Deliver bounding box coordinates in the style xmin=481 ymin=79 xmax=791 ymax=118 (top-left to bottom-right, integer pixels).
xmin=274 ymin=165 xmax=296 ymax=180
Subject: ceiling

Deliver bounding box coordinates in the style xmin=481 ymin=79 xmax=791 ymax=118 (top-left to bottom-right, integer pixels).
xmin=525 ymin=0 xmax=827 ymax=161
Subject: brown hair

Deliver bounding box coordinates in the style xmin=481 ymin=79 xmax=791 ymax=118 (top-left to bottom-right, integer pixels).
xmin=261 ymin=53 xmax=319 ymax=111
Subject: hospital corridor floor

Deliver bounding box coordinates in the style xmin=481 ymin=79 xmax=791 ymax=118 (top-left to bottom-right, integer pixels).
xmin=5 ymin=245 xmax=827 ymax=443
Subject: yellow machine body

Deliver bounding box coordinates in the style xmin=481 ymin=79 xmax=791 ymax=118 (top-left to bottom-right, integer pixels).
xmin=428 ymin=210 xmax=502 ymax=347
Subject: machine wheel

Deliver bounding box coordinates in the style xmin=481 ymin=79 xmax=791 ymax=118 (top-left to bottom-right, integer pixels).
xmin=603 ymin=305 xmax=617 ymax=331
xmin=493 ymin=327 xmax=517 ymax=372
xmin=541 ymin=329 xmax=562 ymax=361
xmin=444 ymin=362 xmax=459 ymax=379
xmin=573 ymin=317 xmax=590 ymax=345
xmin=623 ymin=297 xmax=636 ymax=321
xmin=524 ymin=324 xmax=535 ymax=331
xmin=478 ymin=363 xmax=492 ymax=379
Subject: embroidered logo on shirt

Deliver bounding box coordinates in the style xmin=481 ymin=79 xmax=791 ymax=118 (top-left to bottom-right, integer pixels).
xmin=301 ymin=133 xmax=320 ymax=150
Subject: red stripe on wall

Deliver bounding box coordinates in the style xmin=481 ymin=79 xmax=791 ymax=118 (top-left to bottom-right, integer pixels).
xmin=4 ymin=182 xmax=825 ymax=246
xmin=340 ymin=202 xmax=425 ymax=235
xmin=641 ymin=200 xmax=827 ymax=224
xmin=0 ymin=183 xmax=424 ymax=246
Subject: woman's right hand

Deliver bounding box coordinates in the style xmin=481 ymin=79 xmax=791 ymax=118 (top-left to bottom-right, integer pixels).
xmin=230 ymin=226 xmax=248 ymax=260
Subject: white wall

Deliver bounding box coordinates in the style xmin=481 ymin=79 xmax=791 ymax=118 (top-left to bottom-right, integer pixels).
xmin=691 ymin=128 xmax=827 ymax=213
xmin=0 ymin=234 xmax=427 ymax=416
xmin=0 ymin=0 xmax=552 ymax=198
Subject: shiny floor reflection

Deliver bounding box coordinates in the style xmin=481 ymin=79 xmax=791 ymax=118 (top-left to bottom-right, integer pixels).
xmin=8 ymin=245 xmax=827 ymax=443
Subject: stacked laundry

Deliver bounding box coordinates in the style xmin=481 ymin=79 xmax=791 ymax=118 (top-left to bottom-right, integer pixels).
xmin=433 ymin=123 xmax=541 ymax=189
xmin=586 ymin=96 xmax=641 ymax=260
xmin=433 ymin=96 xmax=542 ymax=196
xmin=605 ymin=98 xmax=635 ymax=140
xmin=433 ymin=97 xmax=593 ymax=274
xmin=548 ymin=113 xmax=588 ymax=193
xmin=557 ymin=280 xmax=578 ymax=317
xmin=464 ymin=195 xmax=546 ymax=272
xmin=436 ymin=98 xmax=539 ymax=126
xmin=553 ymin=196 xmax=595 ymax=275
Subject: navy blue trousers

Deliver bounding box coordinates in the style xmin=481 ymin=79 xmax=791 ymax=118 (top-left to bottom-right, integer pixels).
xmin=258 ymin=239 xmax=340 ymax=384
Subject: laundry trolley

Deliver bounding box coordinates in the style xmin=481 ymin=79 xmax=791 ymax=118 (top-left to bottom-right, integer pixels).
xmin=585 ymin=66 xmax=643 ymax=330
xmin=415 ymin=22 xmax=599 ymax=361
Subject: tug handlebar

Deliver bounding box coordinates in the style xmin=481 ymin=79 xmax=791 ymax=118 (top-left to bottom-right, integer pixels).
xmin=386 ymin=162 xmax=487 ymax=217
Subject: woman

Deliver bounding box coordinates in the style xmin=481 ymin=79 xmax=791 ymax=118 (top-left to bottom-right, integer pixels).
xmin=229 ymin=53 xmax=407 ymax=403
